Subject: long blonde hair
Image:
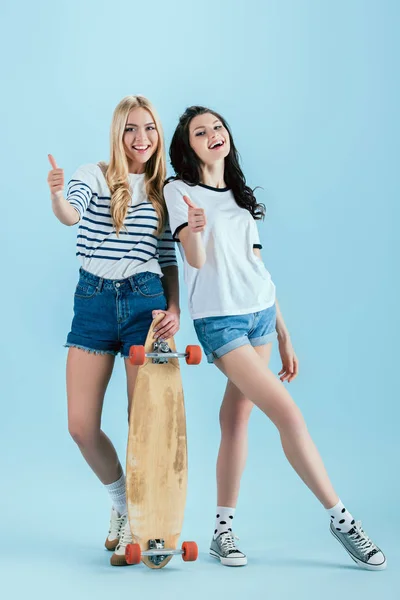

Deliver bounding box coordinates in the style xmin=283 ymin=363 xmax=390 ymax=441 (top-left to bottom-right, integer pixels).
xmin=101 ymin=96 xmax=167 ymax=236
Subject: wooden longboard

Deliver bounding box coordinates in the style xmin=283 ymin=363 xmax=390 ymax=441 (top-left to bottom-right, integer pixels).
xmin=126 ymin=316 xmax=187 ymax=569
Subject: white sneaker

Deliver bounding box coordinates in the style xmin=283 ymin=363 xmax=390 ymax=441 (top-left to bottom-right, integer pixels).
xmin=105 ymin=508 xmax=125 ymax=551
xmin=110 ymin=516 xmax=133 ymax=566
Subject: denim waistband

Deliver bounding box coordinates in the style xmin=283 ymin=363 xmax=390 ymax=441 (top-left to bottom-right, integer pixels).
xmin=78 ymin=267 xmax=159 ymax=292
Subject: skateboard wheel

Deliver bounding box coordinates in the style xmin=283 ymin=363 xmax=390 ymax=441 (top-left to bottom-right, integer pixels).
xmin=129 ymin=345 xmax=146 ymax=366
xmin=185 ymin=345 xmax=202 ymax=365
xmin=125 ymin=543 xmax=141 ymax=565
xmin=181 ymin=541 xmax=198 ymax=562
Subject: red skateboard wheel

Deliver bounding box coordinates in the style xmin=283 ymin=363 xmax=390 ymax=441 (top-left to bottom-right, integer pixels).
xmin=185 ymin=345 xmax=202 ymax=365
xmin=181 ymin=541 xmax=198 ymax=562
xmin=125 ymin=543 xmax=142 ymax=564
xmin=129 ymin=345 xmax=146 ymax=366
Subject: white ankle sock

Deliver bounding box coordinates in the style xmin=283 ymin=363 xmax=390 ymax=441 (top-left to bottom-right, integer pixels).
xmin=105 ymin=473 xmax=127 ymax=516
xmin=327 ymin=499 xmax=355 ymax=534
xmin=214 ymin=506 xmax=235 ymax=539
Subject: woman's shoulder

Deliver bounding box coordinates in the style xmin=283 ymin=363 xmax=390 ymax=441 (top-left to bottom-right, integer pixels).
xmin=164 ymin=177 xmax=195 ymax=193
xmin=69 ymin=163 xmax=107 ymax=192
xmin=68 ymin=163 xmax=109 ymax=196
xmin=72 ymin=162 xmax=104 ymax=178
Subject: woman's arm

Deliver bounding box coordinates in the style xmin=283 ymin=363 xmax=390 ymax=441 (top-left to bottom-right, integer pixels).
xmin=275 ymin=298 xmax=290 ymax=342
xmin=160 ymin=265 xmax=180 ymax=314
xmin=253 ymin=248 xmax=289 ymax=340
xmin=179 ymin=226 xmax=206 ymax=269
xmin=163 ymin=187 xmax=206 ymax=269
xmin=52 ymin=192 xmax=80 ymax=226
xmin=47 ymin=154 xmax=80 ymax=226
xmin=253 ymin=247 xmax=298 ymax=381
xmin=152 ymin=266 xmax=181 ymax=341
xmin=177 ymin=195 xmax=207 ymax=269
xmin=276 ymin=298 xmax=298 ymax=382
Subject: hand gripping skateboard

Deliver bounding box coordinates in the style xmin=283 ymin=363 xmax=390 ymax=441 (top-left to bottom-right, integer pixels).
xmin=125 ymin=314 xmax=201 ymax=568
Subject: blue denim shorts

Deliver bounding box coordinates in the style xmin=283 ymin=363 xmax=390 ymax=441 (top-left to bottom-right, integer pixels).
xmin=65 ymin=268 xmax=167 ymax=358
xmin=193 ymin=304 xmax=277 ymax=364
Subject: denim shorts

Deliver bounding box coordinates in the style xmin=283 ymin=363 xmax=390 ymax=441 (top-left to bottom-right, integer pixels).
xmin=65 ymin=268 xmax=167 ymax=358
xmin=193 ymin=304 xmax=277 ymax=364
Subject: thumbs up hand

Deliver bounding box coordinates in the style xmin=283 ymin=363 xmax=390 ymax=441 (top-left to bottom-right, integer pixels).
xmin=183 ymin=195 xmax=206 ymax=233
xmin=47 ymin=154 xmax=64 ymax=195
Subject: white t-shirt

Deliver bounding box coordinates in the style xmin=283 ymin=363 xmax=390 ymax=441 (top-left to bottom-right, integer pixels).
xmin=163 ymin=179 xmax=276 ymax=320
xmin=66 ymin=163 xmax=177 ymax=280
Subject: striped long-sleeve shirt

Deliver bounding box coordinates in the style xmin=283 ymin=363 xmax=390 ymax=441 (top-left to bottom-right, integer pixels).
xmin=66 ymin=163 xmax=177 ymax=280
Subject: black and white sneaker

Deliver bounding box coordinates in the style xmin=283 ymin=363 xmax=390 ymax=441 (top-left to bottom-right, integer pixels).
xmin=210 ymin=532 xmax=247 ymax=566
xmin=330 ymin=520 xmax=387 ymax=571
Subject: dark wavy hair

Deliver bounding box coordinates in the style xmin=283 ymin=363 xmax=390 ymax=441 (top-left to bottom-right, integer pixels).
xmin=167 ymin=106 xmax=265 ymax=220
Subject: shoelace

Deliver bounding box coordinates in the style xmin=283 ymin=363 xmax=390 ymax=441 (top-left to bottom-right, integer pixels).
xmin=219 ymin=532 xmax=240 ymax=553
xmin=348 ymin=521 xmax=377 ymax=555
xmin=117 ymin=519 xmax=133 ymax=548
xmin=109 ymin=513 xmax=126 ymax=538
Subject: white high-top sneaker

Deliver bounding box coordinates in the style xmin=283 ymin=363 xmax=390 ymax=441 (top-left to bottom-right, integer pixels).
xmin=105 ymin=508 xmax=126 ymax=551
xmin=110 ymin=516 xmax=133 ymax=566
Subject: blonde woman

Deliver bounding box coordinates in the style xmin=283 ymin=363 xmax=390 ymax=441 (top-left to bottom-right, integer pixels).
xmin=47 ymin=96 xmax=180 ymax=566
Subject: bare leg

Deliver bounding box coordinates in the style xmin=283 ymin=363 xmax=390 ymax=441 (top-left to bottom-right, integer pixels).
xmin=216 ymin=344 xmax=273 ymax=507
xmin=215 ymin=345 xmax=338 ymax=508
xmin=67 ymin=348 xmax=122 ymax=485
xmin=124 ymin=358 xmax=140 ymax=419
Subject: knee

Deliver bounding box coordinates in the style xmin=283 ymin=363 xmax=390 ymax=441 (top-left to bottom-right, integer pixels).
xmin=68 ymin=420 xmax=99 ymax=449
xmin=220 ymin=402 xmax=253 ymax=435
xmin=275 ymin=403 xmax=306 ymax=436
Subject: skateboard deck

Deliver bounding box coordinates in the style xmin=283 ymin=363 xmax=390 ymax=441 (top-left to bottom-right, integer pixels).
xmin=126 ymin=315 xmax=192 ymax=569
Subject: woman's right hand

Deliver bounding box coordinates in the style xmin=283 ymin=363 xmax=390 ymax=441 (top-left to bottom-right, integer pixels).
xmin=47 ymin=154 xmax=64 ymax=195
xmin=183 ymin=195 xmax=207 ymax=233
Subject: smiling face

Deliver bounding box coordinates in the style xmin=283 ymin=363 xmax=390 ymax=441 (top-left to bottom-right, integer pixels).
xmin=123 ymin=107 xmax=159 ymax=172
xmin=188 ymin=112 xmax=230 ymax=165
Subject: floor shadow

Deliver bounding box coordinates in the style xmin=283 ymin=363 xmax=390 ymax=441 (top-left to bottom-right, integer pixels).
xmin=251 ymin=556 xmax=359 ymax=571
xmin=197 ymin=549 xmax=359 ymax=571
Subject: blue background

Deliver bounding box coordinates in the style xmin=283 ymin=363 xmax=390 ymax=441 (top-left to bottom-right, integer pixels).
xmin=1 ymin=0 xmax=399 ymax=598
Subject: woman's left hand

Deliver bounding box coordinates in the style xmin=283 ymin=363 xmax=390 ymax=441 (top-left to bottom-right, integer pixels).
xmin=277 ymin=336 xmax=299 ymax=383
xmin=152 ymin=309 xmax=180 ymax=341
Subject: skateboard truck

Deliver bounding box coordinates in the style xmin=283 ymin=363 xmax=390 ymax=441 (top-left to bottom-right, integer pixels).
xmin=129 ymin=342 xmax=202 ymax=366
xmin=148 ymin=539 xmax=167 ymax=566
xmin=151 ymin=340 xmax=174 ymax=364
xmin=125 ymin=539 xmax=199 ymax=565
